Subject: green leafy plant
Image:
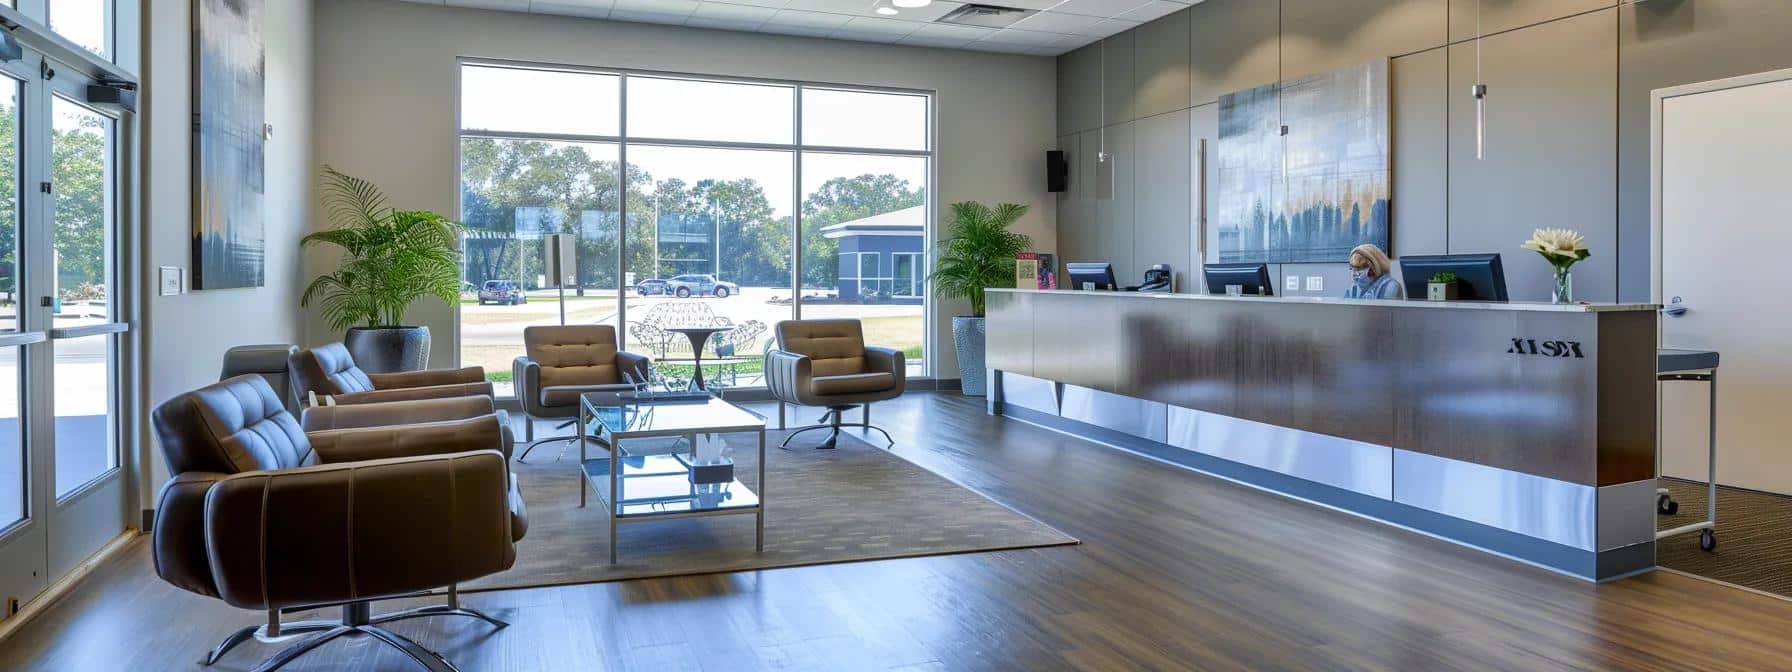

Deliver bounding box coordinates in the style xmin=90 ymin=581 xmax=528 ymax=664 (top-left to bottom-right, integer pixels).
xmin=928 ymin=201 xmax=1031 ymax=317
xmin=302 ymin=166 xmax=463 ymax=330
xmin=1428 ymin=271 xmax=1458 ymax=284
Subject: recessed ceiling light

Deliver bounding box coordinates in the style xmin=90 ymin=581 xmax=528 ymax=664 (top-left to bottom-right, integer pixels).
xmin=876 ymin=6 xmax=899 ymax=14
xmin=891 ymin=0 xmax=932 ymax=8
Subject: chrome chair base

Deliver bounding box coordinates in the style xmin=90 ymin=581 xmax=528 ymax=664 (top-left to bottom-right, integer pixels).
xmin=204 ymin=588 xmax=506 ymax=672
xmin=779 ymin=405 xmax=894 ymax=451
xmin=516 ymin=418 xmax=583 ymax=462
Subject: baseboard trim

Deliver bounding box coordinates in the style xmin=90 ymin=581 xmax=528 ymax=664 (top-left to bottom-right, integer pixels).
xmin=0 ymin=530 xmax=138 ymax=644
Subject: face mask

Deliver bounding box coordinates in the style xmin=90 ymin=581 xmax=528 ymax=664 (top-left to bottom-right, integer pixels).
xmin=1351 ymin=268 xmax=1372 ymax=287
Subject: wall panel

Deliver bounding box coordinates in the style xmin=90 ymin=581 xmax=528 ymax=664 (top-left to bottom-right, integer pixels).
xmin=1101 ymin=30 xmax=1138 ymax=127
xmin=1391 ymin=47 xmax=1448 ymax=259
xmin=1133 ymin=8 xmax=1192 ymax=119
xmin=1282 ymin=0 xmax=1447 ymax=80
xmin=1448 ymin=0 xmax=1616 ymax=43
xmin=1094 ymin=122 xmax=1137 ymax=279
xmin=1134 ymin=110 xmax=1193 ymax=290
xmin=1059 ymin=44 xmax=1102 ymax=135
xmin=1189 ymin=0 xmax=1281 ymax=106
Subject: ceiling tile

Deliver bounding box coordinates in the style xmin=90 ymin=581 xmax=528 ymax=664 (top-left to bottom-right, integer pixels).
xmin=1007 ymin=11 xmax=1103 ymax=35
xmin=712 ymin=0 xmax=791 ymax=7
xmin=1049 ymin=0 xmax=1151 ymax=18
xmin=900 ymin=22 xmax=993 ymax=47
xmin=530 ymin=0 xmax=613 ymax=18
xmin=447 ymin=0 xmax=529 ymax=9
xmin=763 ymin=8 xmax=854 ymax=29
xmin=980 ymin=28 xmax=1076 ymax=47
xmin=686 ymin=2 xmax=778 ymax=29
xmin=870 ymin=0 xmax=962 ymax=22
xmin=976 ymin=0 xmax=1060 ymax=10
xmin=836 ymin=16 xmax=920 ymax=35
xmin=964 ymin=39 xmax=1037 ymax=54
xmin=758 ymin=22 xmax=839 ymax=37
xmin=782 ymin=0 xmax=877 ymax=14
xmin=1116 ymin=0 xmax=1182 ymax=22
xmin=611 ymin=0 xmax=699 ymax=13
xmin=1079 ymin=18 xmax=1137 ymax=37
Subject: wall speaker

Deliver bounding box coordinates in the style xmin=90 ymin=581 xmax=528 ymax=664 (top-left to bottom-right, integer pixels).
xmin=1046 ymin=150 xmax=1068 ymax=193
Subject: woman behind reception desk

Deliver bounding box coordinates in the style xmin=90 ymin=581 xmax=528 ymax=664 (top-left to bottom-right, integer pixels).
xmin=1344 ymin=244 xmax=1404 ymax=299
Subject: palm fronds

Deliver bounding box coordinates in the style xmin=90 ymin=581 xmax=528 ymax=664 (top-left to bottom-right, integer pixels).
xmin=302 ymin=166 xmax=463 ymax=330
xmin=928 ymin=201 xmax=1030 ymax=317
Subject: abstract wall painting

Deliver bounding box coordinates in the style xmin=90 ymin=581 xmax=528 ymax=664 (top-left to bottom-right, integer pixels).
xmin=1216 ymin=60 xmax=1391 ymax=264
xmin=193 ymin=0 xmax=266 ymax=289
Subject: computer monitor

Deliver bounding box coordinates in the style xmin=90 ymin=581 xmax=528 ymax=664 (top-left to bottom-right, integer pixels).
xmin=1066 ymin=262 xmax=1118 ymax=291
xmin=1398 ymin=254 xmax=1509 ymax=302
xmin=1204 ymin=263 xmax=1274 ymax=296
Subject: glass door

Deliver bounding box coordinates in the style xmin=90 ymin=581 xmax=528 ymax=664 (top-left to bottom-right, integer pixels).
xmin=0 ymin=54 xmax=130 ymax=618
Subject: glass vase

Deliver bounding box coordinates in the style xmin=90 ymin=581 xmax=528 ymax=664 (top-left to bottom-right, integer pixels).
xmin=1551 ymin=267 xmax=1573 ymax=304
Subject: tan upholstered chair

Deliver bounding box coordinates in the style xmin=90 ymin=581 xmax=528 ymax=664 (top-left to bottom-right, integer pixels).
xmin=512 ymin=324 xmax=651 ymax=460
xmin=289 ymin=342 xmax=492 ymax=406
xmin=150 ymin=375 xmax=525 ymax=672
xmin=764 ymin=318 xmax=905 ymax=450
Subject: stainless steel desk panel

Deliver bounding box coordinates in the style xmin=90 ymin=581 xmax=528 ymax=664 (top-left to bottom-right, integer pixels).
xmin=1002 ymin=373 xmax=1060 ymax=416
xmin=1061 ymin=384 xmax=1168 ymax=443
xmin=1393 ymin=449 xmax=1595 ymax=551
xmin=1168 ymin=405 xmax=1393 ymax=499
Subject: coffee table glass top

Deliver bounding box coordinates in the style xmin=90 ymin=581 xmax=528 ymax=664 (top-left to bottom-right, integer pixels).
xmin=580 ymin=394 xmax=766 ymax=438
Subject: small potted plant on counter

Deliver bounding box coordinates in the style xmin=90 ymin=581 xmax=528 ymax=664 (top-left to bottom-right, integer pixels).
xmin=1426 ymin=271 xmax=1459 ymax=301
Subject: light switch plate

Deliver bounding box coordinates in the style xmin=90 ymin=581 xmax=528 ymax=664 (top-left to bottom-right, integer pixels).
xmin=1305 ymin=276 xmax=1324 ymax=291
xmin=158 ymin=266 xmax=183 ymax=296
xmin=1285 ymin=275 xmax=1300 ymax=291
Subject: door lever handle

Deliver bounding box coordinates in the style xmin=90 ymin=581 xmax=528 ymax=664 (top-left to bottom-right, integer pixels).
xmin=1662 ymin=296 xmax=1689 ymax=317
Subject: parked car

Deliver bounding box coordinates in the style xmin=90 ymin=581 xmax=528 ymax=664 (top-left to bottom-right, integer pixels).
xmin=635 ymin=278 xmax=670 ymax=296
xmin=666 ymin=274 xmax=739 ymax=298
xmin=477 ymin=280 xmax=529 ymax=305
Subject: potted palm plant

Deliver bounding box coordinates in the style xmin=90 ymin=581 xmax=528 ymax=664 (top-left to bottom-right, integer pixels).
xmin=301 ymin=166 xmax=463 ymax=373
xmin=929 ymin=201 xmax=1030 ymax=397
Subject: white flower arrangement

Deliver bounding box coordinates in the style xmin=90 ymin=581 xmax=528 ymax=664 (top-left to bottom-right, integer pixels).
xmin=1521 ymin=228 xmax=1591 ymax=269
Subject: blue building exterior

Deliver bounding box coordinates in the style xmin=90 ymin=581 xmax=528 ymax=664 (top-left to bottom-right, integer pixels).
xmin=824 ymin=206 xmax=925 ymax=304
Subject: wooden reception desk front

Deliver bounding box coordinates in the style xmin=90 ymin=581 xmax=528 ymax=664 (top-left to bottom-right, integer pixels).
xmin=984 ymin=288 xmax=1660 ymax=580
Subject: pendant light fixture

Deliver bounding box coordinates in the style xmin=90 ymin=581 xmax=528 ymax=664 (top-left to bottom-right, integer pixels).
xmin=1096 ymin=37 xmax=1114 ymax=201
xmin=1472 ymin=0 xmax=1487 ymax=160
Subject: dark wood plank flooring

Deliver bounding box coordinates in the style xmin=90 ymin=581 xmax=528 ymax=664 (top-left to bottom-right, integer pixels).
xmin=3 ymin=392 xmax=1790 ymax=671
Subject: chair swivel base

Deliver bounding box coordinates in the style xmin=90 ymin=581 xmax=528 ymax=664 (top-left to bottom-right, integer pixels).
xmin=517 ymin=418 xmax=606 ymax=462
xmin=204 ymin=594 xmax=507 ymax=672
xmin=779 ymin=406 xmax=894 ymax=451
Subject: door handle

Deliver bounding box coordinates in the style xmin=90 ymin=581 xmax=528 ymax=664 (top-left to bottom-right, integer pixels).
xmin=49 ymin=322 xmax=129 ymax=339
xmin=1662 ymin=296 xmax=1689 ymax=318
xmin=0 ymin=331 xmax=47 ymax=347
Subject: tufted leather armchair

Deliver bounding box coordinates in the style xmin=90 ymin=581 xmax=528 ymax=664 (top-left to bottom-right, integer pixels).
xmin=289 ymin=342 xmax=491 ymax=406
xmin=151 ymin=375 xmax=525 ymax=671
xmin=764 ymin=319 xmax=904 ymax=450
xmin=512 ymin=324 xmax=652 ymax=460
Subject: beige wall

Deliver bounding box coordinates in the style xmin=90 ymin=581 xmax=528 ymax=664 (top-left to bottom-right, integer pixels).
xmin=139 ymin=0 xmax=313 ymax=495
xmin=308 ymin=0 xmax=1059 ymax=378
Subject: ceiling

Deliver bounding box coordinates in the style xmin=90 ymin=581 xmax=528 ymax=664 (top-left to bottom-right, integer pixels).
xmin=400 ymin=0 xmax=1204 ymax=56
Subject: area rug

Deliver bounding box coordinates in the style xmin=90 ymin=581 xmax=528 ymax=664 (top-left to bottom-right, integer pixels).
xmin=1658 ymin=478 xmax=1792 ymax=598
xmin=460 ymin=429 xmax=1078 ymax=592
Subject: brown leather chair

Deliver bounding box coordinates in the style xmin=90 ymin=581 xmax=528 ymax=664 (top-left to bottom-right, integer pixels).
xmin=290 ymin=342 xmax=492 ymax=406
xmin=512 ymin=324 xmax=651 ymax=460
xmin=764 ymin=319 xmax=905 ymax=450
xmin=151 ymin=375 xmax=526 ymax=672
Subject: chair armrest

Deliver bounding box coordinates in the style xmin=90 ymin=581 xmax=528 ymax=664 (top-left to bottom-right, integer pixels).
xmin=763 ymin=349 xmax=812 ymax=402
xmin=300 ymin=395 xmax=496 ymax=431
xmin=202 ymin=451 xmax=517 ymax=610
xmin=616 ymin=351 xmax=652 ymax=384
xmin=308 ymin=414 xmax=507 ymax=463
xmin=153 ymin=471 xmax=230 ymax=599
xmin=331 ymin=381 xmax=493 ymax=405
xmin=367 ymin=366 xmax=485 ymax=390
xmin=863 ymin=346 xmax=908 ymax=397
xmin=513 ymin=356 xmax=543 ymax=414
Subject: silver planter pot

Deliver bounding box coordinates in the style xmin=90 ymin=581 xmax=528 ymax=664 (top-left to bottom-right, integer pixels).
xmin=344 ymin=326 xmax=431 ymax=373
xmin=952 ymin=316 xmax=987 ymax=397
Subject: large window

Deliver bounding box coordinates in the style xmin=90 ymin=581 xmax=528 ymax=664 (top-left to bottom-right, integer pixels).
xmin=458 ymin=63 xmax=932 ymax=395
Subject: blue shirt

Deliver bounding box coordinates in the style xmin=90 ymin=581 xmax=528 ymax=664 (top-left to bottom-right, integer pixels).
xmin=1344 ymin=274 xmax=1404 ymax=300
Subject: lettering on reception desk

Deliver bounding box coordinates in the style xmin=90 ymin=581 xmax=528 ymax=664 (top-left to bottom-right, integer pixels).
xmin=1508 ymin=338 xmax=1585 ymax=359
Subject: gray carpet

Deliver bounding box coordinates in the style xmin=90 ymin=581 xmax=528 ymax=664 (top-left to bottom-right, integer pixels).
xmin=1657 ymin=478 xmax=1792 ymax=597
xmin=462 ymin=429 xmax=1078 ymax=592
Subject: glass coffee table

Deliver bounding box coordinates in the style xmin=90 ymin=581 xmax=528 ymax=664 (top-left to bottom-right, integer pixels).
xmin=578 ymin=393 xmax=767 ymax=564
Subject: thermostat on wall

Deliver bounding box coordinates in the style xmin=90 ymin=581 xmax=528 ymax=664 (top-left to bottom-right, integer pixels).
xmin=159 ymin=266 xmax=184 ymax=296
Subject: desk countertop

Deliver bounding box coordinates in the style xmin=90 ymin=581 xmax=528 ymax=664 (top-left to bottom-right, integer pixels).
xmin=987 ymin=288 xmax=1659 ymax=314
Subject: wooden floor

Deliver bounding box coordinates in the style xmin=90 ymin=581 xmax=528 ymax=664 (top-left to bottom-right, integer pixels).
xmin=4 ymin=393 xmax=1792 ymax=671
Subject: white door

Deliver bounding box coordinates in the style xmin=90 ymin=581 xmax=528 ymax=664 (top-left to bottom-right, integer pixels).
xmin=1657 ymin=72 xmax=1792 ymax=494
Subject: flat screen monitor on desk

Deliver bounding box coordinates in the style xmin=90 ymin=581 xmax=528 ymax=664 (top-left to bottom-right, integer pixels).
xmin=1067 ymin=262 xmax=1118 ymax=290
xmin=1204 ymin=263 xmax=1274 ymax=296
xmin=1398 ymin=254 xmax=1509 ymax=301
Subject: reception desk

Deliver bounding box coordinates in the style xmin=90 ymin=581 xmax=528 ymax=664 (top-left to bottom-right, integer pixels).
xmin=984 ymin=288 xmax=1659 ymax=581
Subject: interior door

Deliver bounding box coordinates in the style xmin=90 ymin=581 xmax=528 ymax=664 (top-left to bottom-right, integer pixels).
xmin=0 ymin=56 xmax=44 ymax=617
xmin=1658 ymin=74 xmax=1792 ymax=494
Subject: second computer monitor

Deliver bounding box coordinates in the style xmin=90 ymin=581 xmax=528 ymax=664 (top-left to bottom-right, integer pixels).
xmin=1066 ymin=262 xmax=1118 ymax=291
xmin=1398 ymin=254 xmax=1509 ymax=302
xmin=1204 ymin=263 xmax=1274 ymax=296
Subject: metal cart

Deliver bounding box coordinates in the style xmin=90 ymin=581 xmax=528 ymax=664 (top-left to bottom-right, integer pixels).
xmin=1657 ymin=348 xmax=1720 ymax=552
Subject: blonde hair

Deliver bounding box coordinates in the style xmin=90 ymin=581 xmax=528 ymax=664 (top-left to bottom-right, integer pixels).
xmin=1349 ymin=244 xmax=1392 ymax=278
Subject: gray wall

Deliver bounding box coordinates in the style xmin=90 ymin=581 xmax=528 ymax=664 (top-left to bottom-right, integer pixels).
xmin=1056 ymin=0 xmax=1792 ymax=303
xmin=139 ymin=0 xmax=314 ymax=498
xmin=310 ymin=0 xmax=1059 ymax=379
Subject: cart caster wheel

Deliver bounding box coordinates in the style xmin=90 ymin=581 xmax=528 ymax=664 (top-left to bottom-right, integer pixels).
xmin=1657 ymin=494 xmax=1679 ymax=516
xmin=1699 ymin=529 xmax=1717 ymax=552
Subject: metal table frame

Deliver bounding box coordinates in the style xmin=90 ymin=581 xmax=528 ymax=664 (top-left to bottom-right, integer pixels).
xmin=1657 ymin=362 xmax=1718 ymax=551
xmin=578 ymin=397 xmax=767 ymax=564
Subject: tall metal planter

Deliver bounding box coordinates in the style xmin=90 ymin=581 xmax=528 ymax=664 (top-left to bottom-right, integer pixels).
xmin=345 ymin=326 xmax=431 ymax=373
xmin=952 ymin=316 xmax=987 ymax=397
